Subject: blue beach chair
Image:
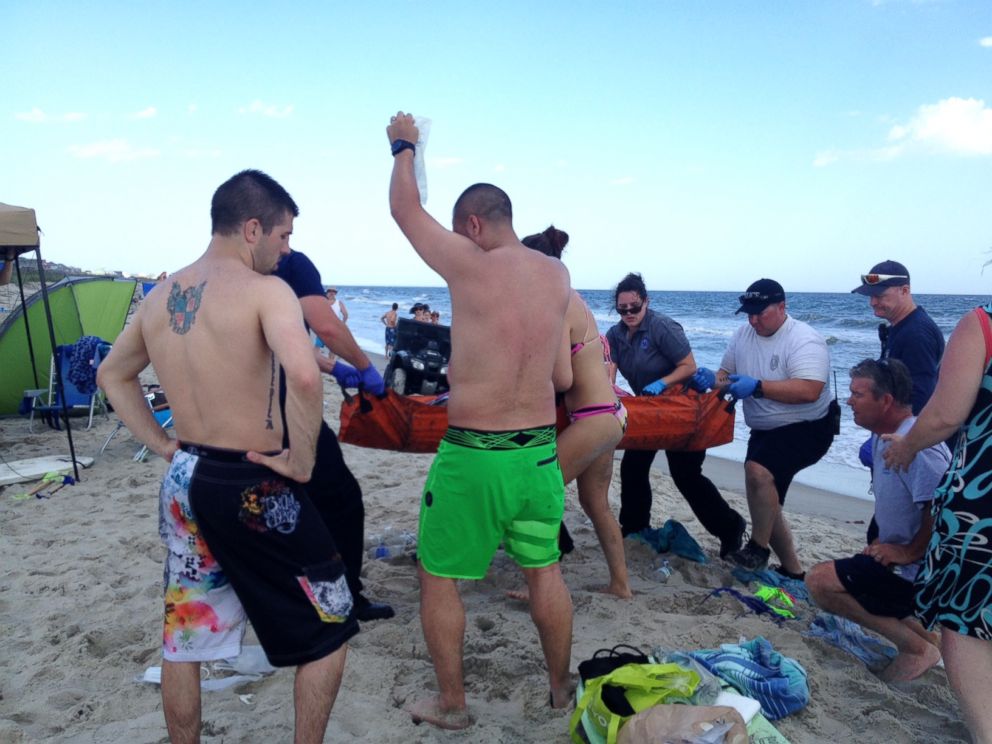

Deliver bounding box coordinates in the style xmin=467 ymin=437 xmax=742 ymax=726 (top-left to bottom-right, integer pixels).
xmin=29 ymin=338 xmax=111 ymax=431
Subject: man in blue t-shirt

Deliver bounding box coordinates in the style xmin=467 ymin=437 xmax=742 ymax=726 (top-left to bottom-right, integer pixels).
xmin=807 ymin=358 xmax=949 ymax=682
xmin=851 ymin=260 xmax=944 ymax=415
xmin=0 ymin=259 xmax=12 ymax=285
xmin=275 ymin=249 xmax=393 ymax=622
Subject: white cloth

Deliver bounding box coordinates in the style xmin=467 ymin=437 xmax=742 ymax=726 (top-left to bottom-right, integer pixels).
xmin=720 ymin=315 xmax=832 ymax=430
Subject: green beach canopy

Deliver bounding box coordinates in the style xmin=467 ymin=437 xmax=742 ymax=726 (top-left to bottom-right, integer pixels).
xmin=0 ymin=275 xmax=137 ymax=415
xmin=0 ymin=202 xmax=135 ymax=479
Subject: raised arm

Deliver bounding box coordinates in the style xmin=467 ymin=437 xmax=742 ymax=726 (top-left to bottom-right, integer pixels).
xmin=386 ymin=111 xmax=479 ymax=281
xmin=97 ymin=310 xmax=177 ymax=461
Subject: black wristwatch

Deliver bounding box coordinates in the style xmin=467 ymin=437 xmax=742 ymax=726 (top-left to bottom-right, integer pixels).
xmin=753 ymin=379 xmax=764 ymax=399
xmin=391 ymin=139 xmax=416 ymax=156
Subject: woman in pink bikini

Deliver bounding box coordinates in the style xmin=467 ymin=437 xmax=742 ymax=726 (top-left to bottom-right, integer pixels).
xmin=521 ymin=225 xmax=632 ymax=598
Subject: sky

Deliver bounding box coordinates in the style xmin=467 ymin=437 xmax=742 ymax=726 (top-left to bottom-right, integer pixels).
xmin=2 ymin=0 xmax=991 ymax=294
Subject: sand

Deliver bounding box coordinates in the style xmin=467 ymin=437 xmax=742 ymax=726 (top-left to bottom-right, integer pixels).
xmin=0 ymin=372 xmax=971 ymax=743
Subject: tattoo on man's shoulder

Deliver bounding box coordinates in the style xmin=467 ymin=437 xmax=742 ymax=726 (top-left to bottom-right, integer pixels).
xmin=167 ymin=281 xmax=207 ymax=335
xmin=265 ymin=353 xmax=276 ymax=431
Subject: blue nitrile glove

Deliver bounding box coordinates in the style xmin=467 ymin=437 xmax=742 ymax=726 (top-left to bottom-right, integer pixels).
xmin=643 ymin=379 xmax=667 ymax=396
xmin=689 ymin=367 xmax=716 ymax=392
xmin=360 ymin=364 xmax=385 ymax=395
xmin=330 ymin=361 xmax=362 ymax=388
xmin=859 ymin=437 xmax=873 ymax=469
xmin=727 ymin=374 xmax=760 ymax=400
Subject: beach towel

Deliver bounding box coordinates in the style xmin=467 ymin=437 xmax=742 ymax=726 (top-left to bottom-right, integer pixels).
xmin=628 ymin=519 xmax=708 ymax=563
xmin=731 ymin=567 xmax=811 ymax=604
xmin=66 ymin=335 xmax=109 ymax=395
xmin=688 ymin=637 xmax=809 ymax=721
xmin=703 ymin=587 xmax=790 ymax=625
xmin=805 ymin=612 xmax=897 ymax=668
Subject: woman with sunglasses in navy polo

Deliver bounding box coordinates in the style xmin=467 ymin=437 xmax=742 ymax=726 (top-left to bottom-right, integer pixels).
xmin=605 ymin=272 xmax=747 ymax=558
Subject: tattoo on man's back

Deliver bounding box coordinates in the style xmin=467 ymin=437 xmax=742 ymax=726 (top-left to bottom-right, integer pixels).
xmin=265 ymin=353 xmax=276 ymax=431
xmin=167 ymin=281 xmax=207 ymax=335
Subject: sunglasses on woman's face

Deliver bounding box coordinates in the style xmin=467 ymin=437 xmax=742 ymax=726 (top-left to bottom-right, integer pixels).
xmin=616 ymin=303 xmax=643 ymax=316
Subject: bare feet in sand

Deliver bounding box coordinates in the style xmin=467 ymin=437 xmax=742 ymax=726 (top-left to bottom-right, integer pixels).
xmin=406 ymin=696 xmax=474 ymax=730
xmin=505 ymin=584 xmax=633 ymax=602
xmin=550 ymin=677 xmax=578 ymax=709
xmin=878 ymin=642 xmax=942 ymax=682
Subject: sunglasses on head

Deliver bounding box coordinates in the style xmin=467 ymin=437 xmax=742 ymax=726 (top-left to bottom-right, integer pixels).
xmin=738 ymin=292 xmax=778 ymax=305
xmin=616 ymin=303 xmax=643 ymax=316
xmin=861 ymin=273 xmax=908 ymax=286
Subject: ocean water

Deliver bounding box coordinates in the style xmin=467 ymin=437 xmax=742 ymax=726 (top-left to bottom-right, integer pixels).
xmin=335 ymin=286 xmax=984 ymax=500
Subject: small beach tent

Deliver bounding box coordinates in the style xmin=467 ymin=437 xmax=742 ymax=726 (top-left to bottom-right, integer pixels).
xmin=0 ymin=275 xmax=137 ymax=414
xmin=0 ymin=202 xmax=136 ymax=479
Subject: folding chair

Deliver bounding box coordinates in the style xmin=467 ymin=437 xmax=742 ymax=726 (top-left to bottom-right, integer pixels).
xmin=98 ymin=387 xmax=173 ymax=458
xmin=30 ymin=338 xmax=111 ymax=431
xmin=134 ymin=389 xmax=173 ymax=462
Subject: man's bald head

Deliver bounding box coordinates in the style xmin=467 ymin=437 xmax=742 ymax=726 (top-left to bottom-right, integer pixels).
xmin=452 ymin=183 xmax=513 ymax=229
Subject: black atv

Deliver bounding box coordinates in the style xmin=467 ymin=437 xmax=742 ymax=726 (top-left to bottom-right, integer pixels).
xmin=384 ymin=317 xmax=451 ymax=396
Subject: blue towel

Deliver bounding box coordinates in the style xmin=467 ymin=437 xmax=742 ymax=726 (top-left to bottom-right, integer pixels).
xmin=731 ymin=567 xmax=811 ymax=604
xmin=628 ymin=519 xmax=708 ymax=563
xmin=66 ymin=336 xmax=108 ymax=395
xmin=688 ymin=636 xmax=809 ymax=721
xmin=805 ymin=612 xmax=897 ymax=668
xmin=704 ymin=587 xmax=788 ymax=625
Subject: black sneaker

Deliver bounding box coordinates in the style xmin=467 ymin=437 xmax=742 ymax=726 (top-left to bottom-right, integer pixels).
xmin=773 ymin=564 xmax=806 ymax=581
xmin=719 ymin=514 xmax=748 ymax=559
xmin=728 ymin=538 xmax=771 ymax=571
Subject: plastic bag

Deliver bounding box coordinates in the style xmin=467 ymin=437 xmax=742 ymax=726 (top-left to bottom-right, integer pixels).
xmin=413 ymin=116 xmax=431 ymax=204
xmin=616 ymin=704 xmax=749 ymax=744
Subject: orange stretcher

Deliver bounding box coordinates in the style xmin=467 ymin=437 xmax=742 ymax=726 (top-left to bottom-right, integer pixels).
xmin=338 ymin=388 xmax=734 ymax=453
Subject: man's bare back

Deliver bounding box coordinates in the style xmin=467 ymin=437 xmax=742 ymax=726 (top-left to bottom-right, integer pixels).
xmin=138 ymin=256 xmax=311 ymax=453
xmin=444 ymin=244 xmax=569 ymax=429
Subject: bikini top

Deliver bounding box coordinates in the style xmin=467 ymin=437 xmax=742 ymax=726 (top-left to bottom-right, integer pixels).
xmin=570 ymin=305 xmax=601 ymax=356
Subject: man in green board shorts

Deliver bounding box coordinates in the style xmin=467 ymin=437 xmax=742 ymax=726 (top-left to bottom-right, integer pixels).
xmin=387 ymin=111 xmax=575 ymax=730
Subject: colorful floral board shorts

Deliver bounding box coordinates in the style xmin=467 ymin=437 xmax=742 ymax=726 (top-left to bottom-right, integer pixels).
xmin=418 ymin=425 xmax=565 ymax=579
xmin=159 ymin=444 xmax=357 ymax=666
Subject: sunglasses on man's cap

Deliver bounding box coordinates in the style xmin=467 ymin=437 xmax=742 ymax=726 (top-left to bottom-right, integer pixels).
xmin=861 ymin=273 xmax=908 ymax=286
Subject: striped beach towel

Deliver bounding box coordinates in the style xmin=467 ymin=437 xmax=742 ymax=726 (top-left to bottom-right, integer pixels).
xmin=688 ymin=636 xmax=808 ymax=721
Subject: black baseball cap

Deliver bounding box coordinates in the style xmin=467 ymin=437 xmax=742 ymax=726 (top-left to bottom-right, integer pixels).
xmin=409 ymin=303 xmax=423 ymax=314
xmin=736 ymin=278 xmax=786 ymax=315
xmin=852 ymin=260 xmax=910 ymax=297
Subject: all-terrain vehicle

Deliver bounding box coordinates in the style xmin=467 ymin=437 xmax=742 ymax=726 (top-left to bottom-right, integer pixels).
xmin=384 ymin=317 xmax=451 ymax=396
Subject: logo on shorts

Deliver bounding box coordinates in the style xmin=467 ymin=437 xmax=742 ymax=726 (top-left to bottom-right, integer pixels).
xmin=238 ymin=482 xmax=301 ymax=534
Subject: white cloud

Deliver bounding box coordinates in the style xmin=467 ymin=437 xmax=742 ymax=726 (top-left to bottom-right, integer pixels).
xmin=980 ymin=36 xmax=992 ymax=48
xmin=815 ymin=97 xmax=992 ymax=166
xmin=16 ymin=107 xmax=48 ymax=122
xmin=493 ymin=163 xmax=506 ymax=173
xmin=67 ymin=139 xmax=160 ymax=162
xmin=888 ymin=97 xmax=992 ymax=155
xmin=15 ymin=108 xmax=86 ymax=123
xmin=609 ymin=176 xmax=634 ymax=186
xmin=237 ymin=100 xmax=293 ymax=118
xmin=187 ymin=104 xmax=198 ymax=114
xmin=131 ymin=106 xmax=157 ymax=120
xmin=813 ymin=151 xmax=839 ymax=168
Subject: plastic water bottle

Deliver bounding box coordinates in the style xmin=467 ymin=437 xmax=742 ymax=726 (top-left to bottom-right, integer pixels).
xmin=652 ymin=558 xmax=672 ymax=583
xmin=366 ymin=526 xmax=417 ymax=560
